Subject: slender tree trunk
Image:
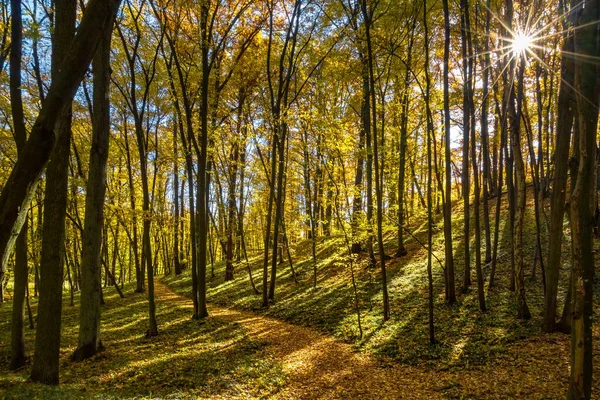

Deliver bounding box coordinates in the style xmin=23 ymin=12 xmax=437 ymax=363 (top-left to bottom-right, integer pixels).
xmin=460 ymin=0 xmax=473 ymax=292
xmin=30 ymin=0 xmax=77 ymax=384
xmin=226 ymin=91 xmax=245 ymax=281
xmin=141 ymin=170 xmax=158 ymax=336
xmin=269 ymin=121 xmax=287 ymax=300
xmin=568 ymin=3 xmax=598 ymax=396
xmin=351 ymin=114 xmax=364 ymax=254
xmin=302 ymin=130 xmax=318 ymax=287
xmin=196 ymin=0 xmax=210 ymax=318
xmin=480 ymin=0 xmax=493 ymax=264
xmin=442 ymin=0 xmax=456 ymax=304
xmin=363 ymin=54 xmax=376 ymax=268
xmin=512 ymin=48 xmax=531 ymax=320
xmin=123 ymin=125 xmax=142 ymax=291
xmin=9 ymin=0 xmax=29 ymax=370
xmin=424 ymin=0 xmax=435 ymax=343
xmin=173 ymin=116 xmax=181 ymax=276
xmin=543 ymin=12 xmax=575 ymax=333
xmin=71 ymin=17 xmax=114 ymax=361
xmin=396 ymin=21 xmax=415 ymax=258
xmin=472 ymin=80 xmax=487 ymax=313
xmin=186 ymin=161 xmax=199 ymax=317
xmin=262 ymin=133 xmax=277 ymax=307
xmin=362 ymin=0 xmax=389 ymax=320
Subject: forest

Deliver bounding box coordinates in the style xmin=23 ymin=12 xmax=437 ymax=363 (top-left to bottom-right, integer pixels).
xmin=0 ymin=0 xmax=599 ymax=398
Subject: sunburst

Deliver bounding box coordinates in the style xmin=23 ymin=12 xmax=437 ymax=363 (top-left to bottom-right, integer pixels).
xmin=510 ymin=31 xmax=533 ymax=56
xmin=476 ymin=0 xmax=600 ymax=110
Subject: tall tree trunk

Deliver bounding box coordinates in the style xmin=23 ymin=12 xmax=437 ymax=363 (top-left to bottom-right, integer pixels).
xmin=9 ymin=0 xmax=29 ymax=370
xmin=460 ymin=0 xmax=473 ymax=292
xmin=424 ymin=0 xmax=435 ymax=343
xmin=362 ymin=53 xmax=376 ymax=268
xmin=196 ymin=0 xmax=210 ymax=318
xmin=480 ymin=0 xmax=493 ymax=264
xmin=30 ymin=0 xmax=77 ymax=384
xmin=351 ymin=112 xmax=364 ymax=254
xmin=226 ymin=90 xmax=245 ymax=281
xmin=123 ymin=128 xmax=143 ymax=292
xmin=543 ymin=7 xmax=575 ymax=333
xmin=173 ymin=116 xmax=181 ymax=276
xmin=71 ymin=17 xmax=114 ymax=361
xmin=472 ymin=79 xmax=487 ymax=313
xmin=269 ymin=121 xmax=287 ymax=300
xmin=442 ymin=0 xmax=456 ymax=304
xmin=568 ymin=2 xmax=598 ymax=397
xmin=362 ymin=0 xmax=389 ymax=321
xmin=262 ymin=133 xmax=277 ymax=307
xmin=396 ymin=20 xmax=415 ymax=258
xmin=511 ymin=42 xmax=531 ymax=320
xmin=0 ymin=0 xmax=122 ymax=300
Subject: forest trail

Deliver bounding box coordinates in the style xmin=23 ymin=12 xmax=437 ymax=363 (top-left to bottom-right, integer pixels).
xmin=154 ymin=280 xmax=444 ymax=399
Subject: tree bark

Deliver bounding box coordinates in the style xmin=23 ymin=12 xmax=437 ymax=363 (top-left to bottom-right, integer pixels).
xmin=0 ymin=0 xmax=122 ymax=295
xmin=30 ymin=0 xmax=78 ymax=384
xmin=512 ymin=51 xmax=531 ymax=320
xmin=460 ymin=0 xmax=473 ymax=292
xmin=568 ymin=2 xmax=598 ymax=397
xmin=442 ymin=0 xmax=456 ymax=304
xmin=71 ymin=16 xmax=114 ymax=361
xmin=9 ymin=0 xmax=29 ymax=370
xmin=543 ymin=9 xmax=575 ymax=333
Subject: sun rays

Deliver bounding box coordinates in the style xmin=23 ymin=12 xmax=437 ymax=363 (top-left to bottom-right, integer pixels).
xmin=471 ymin=0 xmax=600 ymax=112
xmin=510 ymin=31 xmax=533 ymax=56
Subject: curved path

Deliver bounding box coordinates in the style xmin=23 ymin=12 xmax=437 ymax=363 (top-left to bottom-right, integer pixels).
xmin=154 ymin=280 xmax=443 ymax=399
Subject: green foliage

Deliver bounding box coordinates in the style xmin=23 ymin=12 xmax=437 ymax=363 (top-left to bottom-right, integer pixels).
xmin=0 ymin=284 xmax=286 ymax=399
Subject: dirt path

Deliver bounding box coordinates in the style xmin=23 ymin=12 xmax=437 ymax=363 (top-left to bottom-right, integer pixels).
xmin=154 ymin=280 xmax=444 ymax=399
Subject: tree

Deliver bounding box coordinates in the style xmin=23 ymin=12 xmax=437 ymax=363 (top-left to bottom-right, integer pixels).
xmin=442 ymin=0 xmax=456 ymax=304
xmin=543 ymin=0 xmax=575 ymax=332
xmin=9 ymin=0 xmax=29 ymax=370
xmin=361 ymin=0 xmax=389 ymax=321
xmin=30 ymin=0 xmax=78 ymax=384
xmin=0 ymin=0 xmax=122 ymax=302
xmin=507 ymin=0 xmax=530 ymax=320
xmin=568 ymin=0 xmax=599 ymax=397
xmin=423 ymin=0 xmax=435 ymax=343
xmin=460 ymin=0 xmax=473 ymax=292
xmin=71 ymin=13 xmax=115 ymax=362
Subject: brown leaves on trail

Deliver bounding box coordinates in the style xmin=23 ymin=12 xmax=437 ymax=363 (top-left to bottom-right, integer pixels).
xmin=1 ymin=280 xmax=598 ymax=398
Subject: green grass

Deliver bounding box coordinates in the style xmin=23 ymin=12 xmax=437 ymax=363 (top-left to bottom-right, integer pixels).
xmin=165 ymin=193 xmax=579 ymax=368
xmin=0 ymin=192 xmax=596 ymax=398
xmin=0 ymin=283 xmax=286 ymax=399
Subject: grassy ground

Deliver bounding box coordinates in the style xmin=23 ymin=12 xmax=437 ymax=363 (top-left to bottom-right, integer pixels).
xmin=0 ymin=283 xmax=286 ymax=399
xmin=0 ymin=193 xmax=599 ymax=398
xmin=166 ymin=194 xmax=583 ymax=368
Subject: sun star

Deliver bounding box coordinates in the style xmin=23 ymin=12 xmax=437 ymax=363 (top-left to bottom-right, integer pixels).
xmin=512 ymin=32 xmax=533 ymax=55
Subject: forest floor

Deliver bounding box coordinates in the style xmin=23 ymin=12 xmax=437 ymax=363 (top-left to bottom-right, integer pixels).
xmin=1 ymin=194 xmax=600 ymax=398
xmin=0 ymin=277 xmax=595 ymax=399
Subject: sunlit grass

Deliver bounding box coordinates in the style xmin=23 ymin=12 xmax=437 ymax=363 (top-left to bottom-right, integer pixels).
xmin=1 ymin=191 xmax=597 ymax=397
xmin=166 ymin=190 xmax=571 ymax=370
xmin=0 ymin=281 xmax=286 ymax=399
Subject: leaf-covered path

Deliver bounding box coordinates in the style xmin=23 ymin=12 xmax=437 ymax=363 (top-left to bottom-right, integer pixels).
xmin=154 ymin=280 xmax=444 ymax=399
xmin=155 ymin=280 xmax=588 ymax=399
xmin=1 ymin=278 xmax=592 ymax=399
